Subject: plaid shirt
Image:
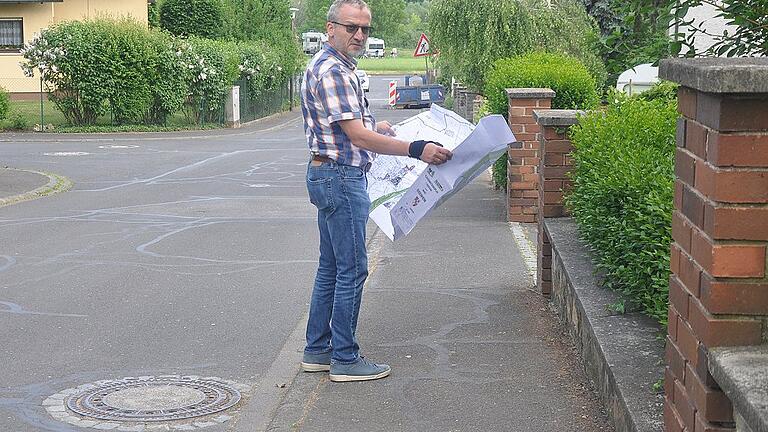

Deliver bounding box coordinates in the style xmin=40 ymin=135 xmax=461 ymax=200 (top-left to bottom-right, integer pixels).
xmin=301 ymin=44 xmax=376 ymax=168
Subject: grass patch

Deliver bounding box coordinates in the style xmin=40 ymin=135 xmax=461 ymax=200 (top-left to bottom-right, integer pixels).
xmin=357 ymin=55 xmax=429 ymax=74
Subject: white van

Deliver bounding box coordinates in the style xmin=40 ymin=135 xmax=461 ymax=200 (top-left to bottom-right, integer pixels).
xmin=366 ymin=37 xmax=385 ymax=58
xmin=302 ymin=31 xmax=327 ymax=55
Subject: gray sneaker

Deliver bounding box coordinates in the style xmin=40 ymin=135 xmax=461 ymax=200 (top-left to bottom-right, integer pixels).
xmin=301 ymin=352 xmax=331 ymax=372
xmin=329 ymin=357 xmax=391 ymax=382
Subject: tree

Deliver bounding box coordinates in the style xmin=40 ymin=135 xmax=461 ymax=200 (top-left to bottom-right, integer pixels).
xmin=223 ymin=0 xmax=294 ymax=44
xmin=589 ymin=0 xmax=675 ymax=85
xmin=299 ymin=0 xmax=407 ymax=46
xmin=673 ymin=0 xmax=767 ymax=56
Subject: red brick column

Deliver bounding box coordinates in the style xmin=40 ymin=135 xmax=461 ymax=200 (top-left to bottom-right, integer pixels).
xmin=660 ymin=58 xmax=768 ymax=432
xmin=533 ymin=109 xmax=581 ymax=296
xmin=506 ymin=88 xmax=554 ymax=223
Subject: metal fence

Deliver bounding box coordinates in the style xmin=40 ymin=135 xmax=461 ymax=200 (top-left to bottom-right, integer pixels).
xmin=236 ymin=75 xmax=300 ymax=124
xmin=2 ymin=75 xmax=302 ymax=129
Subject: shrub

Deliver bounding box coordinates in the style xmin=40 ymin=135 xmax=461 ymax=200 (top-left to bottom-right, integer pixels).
xmin=430 ymin=0 xmax=605 ymax=91
xmin=636 ymin=80 xmax=679 ymax=104
xmin=8 ymin=112 xmax=29 ymax=130
xmin=20 ymin=19 xmax=159 ymax=125
xmin=566 ymin=97 xmax=678 ymax=323
xmin=0 ymin=87 xmax=9 ymax=120
xmin=20 ymin=18 xmax=302 ymax=126
xmin=485 ymin=52 xmax=600 ymax=115
xmin=144 ymin=31 xmax=190 ymax=125
xmin=160 ymin=0 xmax=226 ymax=39
xmin=484 ymin=52 xmax=600 ymax=190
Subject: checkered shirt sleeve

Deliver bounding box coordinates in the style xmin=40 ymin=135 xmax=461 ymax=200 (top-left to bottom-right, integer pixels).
xmin=315 ymin=66 xmax=363 ymax=124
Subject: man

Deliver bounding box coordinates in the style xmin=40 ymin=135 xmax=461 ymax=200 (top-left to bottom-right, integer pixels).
xmin=300 ymin=0 xmax=452 ymax=382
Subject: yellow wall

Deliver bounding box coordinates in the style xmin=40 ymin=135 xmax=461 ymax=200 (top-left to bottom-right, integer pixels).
xmin=0 ymin=0 xmax=148 ymax=94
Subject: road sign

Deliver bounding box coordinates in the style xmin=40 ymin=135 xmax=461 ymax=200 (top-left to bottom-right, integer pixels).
xmin=413 ymin=33 xmax=430 ymax=57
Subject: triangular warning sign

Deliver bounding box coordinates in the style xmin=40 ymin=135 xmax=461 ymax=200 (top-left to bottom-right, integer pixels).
xmin=413 ymin=33 xmax=430 ymax=57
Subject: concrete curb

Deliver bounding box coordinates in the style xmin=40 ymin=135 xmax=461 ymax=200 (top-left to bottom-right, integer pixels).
xmin=545 ymin=217 xmax=665 ymax=432
xmin=0 ymin=168 xmax=73 ymax=208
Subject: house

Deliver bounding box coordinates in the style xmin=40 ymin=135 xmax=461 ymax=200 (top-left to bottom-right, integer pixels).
xmin=0 ymin=0 xmax=150 ymax=98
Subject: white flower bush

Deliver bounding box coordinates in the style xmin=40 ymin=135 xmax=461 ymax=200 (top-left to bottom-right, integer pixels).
xmin=17 ymin=19 xmax=302 ymax=126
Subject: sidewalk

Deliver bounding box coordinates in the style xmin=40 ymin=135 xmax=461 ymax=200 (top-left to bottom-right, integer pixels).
xmin=267 ymin=173 xmax=613 ymax=432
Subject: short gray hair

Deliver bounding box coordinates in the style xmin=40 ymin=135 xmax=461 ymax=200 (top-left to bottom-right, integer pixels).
xmin=327 ymin=0 xmax=370 ymax=22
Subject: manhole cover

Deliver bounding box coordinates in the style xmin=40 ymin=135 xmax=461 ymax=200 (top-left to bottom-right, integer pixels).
xmin=65 ymin=376 xmax=241 ymax=422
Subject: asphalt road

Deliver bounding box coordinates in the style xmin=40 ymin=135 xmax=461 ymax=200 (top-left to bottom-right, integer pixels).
xmin=0 ymin=75 xmax=613 ymax=432
xmin=0 ymin=75 xmax=416 ymax=432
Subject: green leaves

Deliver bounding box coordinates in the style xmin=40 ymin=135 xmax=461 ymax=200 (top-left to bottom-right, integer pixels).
xmin=567 ymin=97 xmax=678 ymax=324
xmin=673 ymin=0 xmax=767 ymax=57
xmin=160 ymin=0 xmax=226 ymax=39
xmin=21 ymin=18 xmax=302 ymax=127
xmin=485 ymin=51 xmax=600 ymax=115
xmin=430 ymin=0 xmax=604 ymax=92
xmin=0 ymin=87 xmax=9 ymax=121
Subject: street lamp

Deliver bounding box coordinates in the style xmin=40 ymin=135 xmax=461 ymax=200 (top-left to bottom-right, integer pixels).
xmin=289 ymin=7 xmax=299 ymax=32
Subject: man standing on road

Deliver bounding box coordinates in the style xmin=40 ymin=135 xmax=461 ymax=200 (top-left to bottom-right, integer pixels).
xmin=300 ymin=0 xmax=452 ymax=382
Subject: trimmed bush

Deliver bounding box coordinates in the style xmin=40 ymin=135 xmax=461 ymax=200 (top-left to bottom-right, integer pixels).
xmin=566 ymin=97 xmax=678 ymax=324
xmin=0 ymin=87 xmax=10 ymax=121
xmin=160 ymin=0 xmax=226 ymax=39
xmin=485 ymin=52 xmax=599 ymax=189
xmin=485 ymin=51 xmax=600 ymax=115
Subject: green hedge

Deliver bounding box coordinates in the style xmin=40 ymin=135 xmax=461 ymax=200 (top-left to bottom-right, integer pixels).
xmin=429 ymin=0 xmax=606 ymax=92
xmin=20 ymin=18 xmax=302 ymax=126
xmin=566 ymin=97 xmax=678 ymax=324
xmin=0 ymin=87 xmax=9 ymax=121
xmin=485 ymin=52 xmax=600 ymax=115
xmin=485 ymin=51 xmax=599 ymax=189
xmin=160 ymin=0 xmax=226 ymax=39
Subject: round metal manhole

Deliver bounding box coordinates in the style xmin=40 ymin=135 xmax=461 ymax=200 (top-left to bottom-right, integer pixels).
xmin=63 ymin=376 xmax=241 ymax=422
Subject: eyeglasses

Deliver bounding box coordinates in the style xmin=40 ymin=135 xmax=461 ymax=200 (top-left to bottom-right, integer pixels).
xmin=330 ymin=21 xmax=373 ymax=36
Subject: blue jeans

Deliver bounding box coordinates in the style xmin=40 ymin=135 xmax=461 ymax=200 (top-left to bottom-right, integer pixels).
xmin=305 ymin=160 xmax=370 ymax=364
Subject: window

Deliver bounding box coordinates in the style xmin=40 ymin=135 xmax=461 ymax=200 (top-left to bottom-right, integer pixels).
xmin=0 ymin=19 xmax=23 ymax=51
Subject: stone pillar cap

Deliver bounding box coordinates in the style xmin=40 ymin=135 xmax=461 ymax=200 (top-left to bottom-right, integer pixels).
xmin=659 ymin=58 xmax=768 ymax=93
xmin=533 ymin=109 xmax=584 ymax=127
xmin=505 ymin=88 xmax=555 ymax=99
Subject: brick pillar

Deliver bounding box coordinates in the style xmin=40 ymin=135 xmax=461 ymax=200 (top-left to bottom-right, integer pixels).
xmin=533 ymin=109 xmax=581 ymax=296
xmin=660 ymin=58 xmax=768 ymax=432
xmin=506 ymin=88 xmax=554 ymax=223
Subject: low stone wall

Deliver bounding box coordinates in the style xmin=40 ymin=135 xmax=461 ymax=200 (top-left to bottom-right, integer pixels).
xmin=546 ymin=218 xmax=666 ymax=432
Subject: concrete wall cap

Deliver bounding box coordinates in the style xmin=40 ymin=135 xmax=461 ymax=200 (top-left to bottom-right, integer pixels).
xmin=709 ymin=345 xmax=768 ymax=432
xmin=659 ymin=58 xmax=768 ymax=93
xmin=533 ymin=109 xmax=584 ymax=126
xmin=505 ymin=88 xmax=555 ymax=99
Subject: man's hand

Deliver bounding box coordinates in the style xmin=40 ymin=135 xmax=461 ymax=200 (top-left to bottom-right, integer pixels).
xmin=376 ymin=121 xmax=395 ymax=136
xmin=420 ymin=142 xmax=453 ymax=165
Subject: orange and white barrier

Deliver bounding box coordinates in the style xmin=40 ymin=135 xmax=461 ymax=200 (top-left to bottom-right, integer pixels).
xmin=388 ymin=80 xmax=397 ymax=107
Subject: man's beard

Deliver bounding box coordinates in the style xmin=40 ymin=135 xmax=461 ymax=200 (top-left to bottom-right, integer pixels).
xmin=348 ymin=44 xmax=365 ymax=57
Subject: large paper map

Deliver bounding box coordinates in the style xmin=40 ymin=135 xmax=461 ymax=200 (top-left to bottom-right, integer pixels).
xmin=367 ymin=105 xmax=517 ymax=240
